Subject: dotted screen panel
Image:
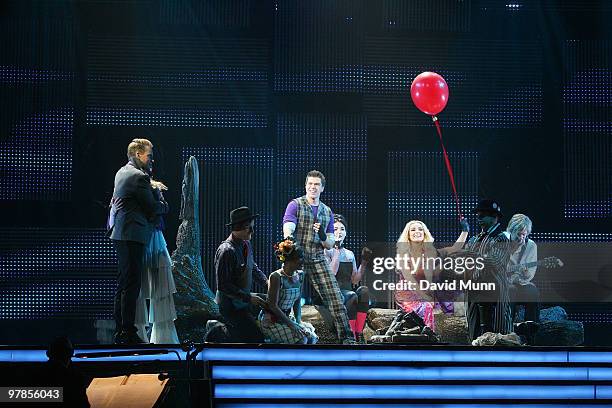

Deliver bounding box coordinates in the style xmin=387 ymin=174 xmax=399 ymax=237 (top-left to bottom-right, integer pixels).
xmin=563 ymin=40 xmax=612 ymax=218
xmin=387 ymin=151 xmax=479 ymax=243
xmin=0 ymin=228 xmax=116 ymax=319
xmin=0 ymin=19 xmax=75 ymax=200
xmin=182 ymin=148 xmax=274 ymax=293
xmin=273 ymin=0 xmax=365 ymax=92
xmin=364 ymin=37 xmax=543 ymax=128
xmin=159 ymin=0 xmax=252 ymax=28
xmin=87 ymin=35 xmax=269 ymax=127
xmin=276 ymin=114 xmax=368 ymax=252
xmin=381 ymin=0 xmax=471 ymax=32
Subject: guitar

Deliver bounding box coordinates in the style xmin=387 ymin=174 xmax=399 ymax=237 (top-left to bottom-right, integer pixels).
xmin=508 ymin=256 xmax=563 ymax=284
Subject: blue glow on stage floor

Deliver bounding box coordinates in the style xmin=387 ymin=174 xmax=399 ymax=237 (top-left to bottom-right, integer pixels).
xmin=0 ymin=348 xmax=186 ymax=362
xmin=202 ymin=347 xmax=568 ymax=363
xmin=217 ymin=405 xmax=612 ymax=408
xmin=214 ymin=384 xmax=595 ymax=399
xmin=213 ymin=365 xmax=609 ymax=381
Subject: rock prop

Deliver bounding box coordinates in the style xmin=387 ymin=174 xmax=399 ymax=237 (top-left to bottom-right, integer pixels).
xmin=370 ymin=310 xmax=440 ymax=344
xmin=435 ymin=312 xmax=470 ymax=344
xmin=366 ymin=308 xmax=398 ymax=332
xmin=171 ymin=156 xmax=220 ymax=342
xmin=301 ymin=305 xmax=337 ymax=343
xmin=533 ymin=306 xmax=583 ymax=346
xmin=472 ymin=332 xmax=523 ymax=346
xmin=539 ymin=306 xmax=568 ymax=323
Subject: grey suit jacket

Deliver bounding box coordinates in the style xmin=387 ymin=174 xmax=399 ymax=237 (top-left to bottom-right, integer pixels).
xmin=107 ymin=161 xmax=169 ymax=244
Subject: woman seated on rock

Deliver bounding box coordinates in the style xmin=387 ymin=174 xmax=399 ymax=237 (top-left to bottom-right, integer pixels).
xmin=259 ymin=238 xmax=318 ymax=344
xmin=395 ymin=219 xmax=469 ymax=330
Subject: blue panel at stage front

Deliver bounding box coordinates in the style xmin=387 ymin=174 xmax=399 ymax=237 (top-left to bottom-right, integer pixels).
xmin=201 ymin=348 xmax=568 ymax=362
xmin=0 ymin=348 xmax=186 ymax=363
xmin=212 ymin=365 xmax=596 ymax=381
xmin=214 ymin=384 xmax=594 ymax=400
xmin=218 ymin=405 xmax=612 ymax=408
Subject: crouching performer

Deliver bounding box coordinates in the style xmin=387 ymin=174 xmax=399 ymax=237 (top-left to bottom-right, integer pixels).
xmin=259 ymin=238 xmax=318 ymax=344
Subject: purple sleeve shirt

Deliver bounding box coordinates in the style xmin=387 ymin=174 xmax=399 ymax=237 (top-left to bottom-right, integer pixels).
xmin=282 ymin=200 xmax=334 ymax=233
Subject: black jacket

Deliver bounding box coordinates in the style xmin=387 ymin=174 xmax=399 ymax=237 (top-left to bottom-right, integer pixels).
xmin=107 ymin=161 xmax=168 ymax=244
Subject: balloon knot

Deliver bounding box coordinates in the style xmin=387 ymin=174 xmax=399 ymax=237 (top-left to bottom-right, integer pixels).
xmin=431 ymin=116 xmax=438 ymax=122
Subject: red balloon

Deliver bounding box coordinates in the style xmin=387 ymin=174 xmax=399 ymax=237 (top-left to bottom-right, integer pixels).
xmin=410 ymin=72 xmax=449 ymax=116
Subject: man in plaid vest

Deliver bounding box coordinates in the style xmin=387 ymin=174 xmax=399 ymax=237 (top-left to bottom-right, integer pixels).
xmin=283 ymin=170 xmax=355 ymax=344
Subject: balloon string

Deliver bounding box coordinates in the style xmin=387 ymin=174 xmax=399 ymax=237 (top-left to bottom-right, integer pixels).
xmin=432 ymin=116 xmax=463 ymax=220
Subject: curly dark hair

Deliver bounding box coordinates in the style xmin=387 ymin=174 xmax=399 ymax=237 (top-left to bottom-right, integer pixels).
xmin=334 ymin=213 xmax=347 ymax=228
xmin=273 ymin=238 xmax=304 ymax=262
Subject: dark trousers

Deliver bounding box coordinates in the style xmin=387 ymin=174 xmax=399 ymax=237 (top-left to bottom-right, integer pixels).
xmin=219 ymin=302 xmax=265 ymax=343
xmin=113 ymin=240 xmax=144 ymax=334
xmin=510 ymin=283 xmax=540 ymax=322
xmin=467 ymin=302 xmax=495 ymax=341
xmin=217 ymin=291 xmax=266 ymax=343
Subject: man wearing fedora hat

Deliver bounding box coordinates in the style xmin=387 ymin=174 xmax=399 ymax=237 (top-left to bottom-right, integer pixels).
xmin=214 ymin=206 xmax=269 ymax=343
xmin=464 ymin=199 xmax=513 ymax=341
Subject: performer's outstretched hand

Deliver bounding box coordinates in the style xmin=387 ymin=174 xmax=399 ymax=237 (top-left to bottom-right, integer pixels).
xmin=459 ymin=217 xmax=470 ymax=233
xmin=361 ymin=247 xmax=373 ymax=264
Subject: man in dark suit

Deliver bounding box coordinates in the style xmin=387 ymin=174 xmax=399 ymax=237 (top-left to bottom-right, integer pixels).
xmin=107 ymin=138 xmax=168 ymax=344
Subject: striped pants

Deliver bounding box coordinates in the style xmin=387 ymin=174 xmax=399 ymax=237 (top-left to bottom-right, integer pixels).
xmin=306 ymin=258 xmax=354 ymax=342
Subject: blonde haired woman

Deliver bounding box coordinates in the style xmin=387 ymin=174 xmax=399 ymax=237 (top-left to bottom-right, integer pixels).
xmin=394 ymin=219 xmax=469 ymax=330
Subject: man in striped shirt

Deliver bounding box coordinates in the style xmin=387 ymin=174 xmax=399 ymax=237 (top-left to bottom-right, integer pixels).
xmin=464 ymin=199 xmax=514 ymax=341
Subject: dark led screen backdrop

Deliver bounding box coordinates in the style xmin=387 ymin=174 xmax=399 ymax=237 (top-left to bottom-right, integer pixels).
xmin=0 ymin=0 xmax=610 ymax=345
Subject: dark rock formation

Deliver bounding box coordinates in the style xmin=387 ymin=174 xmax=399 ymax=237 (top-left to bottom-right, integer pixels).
xmin=533 ymin=306 xmax=583 ymax=346
xmin=539 ymin=306 xmax=568 ymax=322
xmin=171 ymin=156 xmax=219 ymax=342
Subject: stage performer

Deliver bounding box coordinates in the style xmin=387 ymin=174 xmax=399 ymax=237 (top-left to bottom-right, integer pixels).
xmin=505 ymin=213 xmax=540 ymax=323
xmin=282 ymin=170 xmax=355 ymax=344
xmin=395 ymin=219 xmax=469 ymax=330
xmin=133 ymin=179 xmax=180 ymax=344
xmin=324 ymin=214 xmax=372 ymax=342
xmin=464 ymin=199 xmax=513 ymax=341
xmin=215 ymin=206 xmax=269 ymax=343
xmin=107 ymin=138 xmax=169 ymax=344
xmin=259 ymin=238 xmax=318 ymax=344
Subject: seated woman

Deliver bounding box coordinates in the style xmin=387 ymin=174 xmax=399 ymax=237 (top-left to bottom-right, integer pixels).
xmin=259 ymin=238 xmax=318 ymax=344
xmin=395 ymin=219 xmax=468 ymax=330
xmin=325 ymin=214 xmax=371 ymax=342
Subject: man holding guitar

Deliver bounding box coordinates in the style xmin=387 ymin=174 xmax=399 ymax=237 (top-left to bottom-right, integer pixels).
xmin=505 ymin=214 xmax=563 ymax=323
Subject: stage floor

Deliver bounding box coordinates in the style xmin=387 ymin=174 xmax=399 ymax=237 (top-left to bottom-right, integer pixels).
xmin=4 ymin=344 xmax=612 ymax=406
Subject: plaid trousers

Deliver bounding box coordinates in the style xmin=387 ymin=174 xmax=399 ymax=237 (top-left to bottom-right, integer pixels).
xmin=306 ymin=258 xmax=353 ymax=342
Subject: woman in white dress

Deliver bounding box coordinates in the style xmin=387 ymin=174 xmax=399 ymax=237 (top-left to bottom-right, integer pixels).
xmin=135 ymin=179 xmax=179 ymax=343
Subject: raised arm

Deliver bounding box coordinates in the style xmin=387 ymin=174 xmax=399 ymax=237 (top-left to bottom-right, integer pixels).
xmin=325 ymin=248 xmax=340 ymax=276
xmin=444 ymin=218 xmax=470 ymax=255
xmin=352 ymin=247 xmax=372 ymax=285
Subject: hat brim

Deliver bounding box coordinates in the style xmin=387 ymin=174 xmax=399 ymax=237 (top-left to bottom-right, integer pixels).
xmin=473 ymin=208 xmax=503 ymax=217
xmin=226 ymin=213 xmax=260 ymax=226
